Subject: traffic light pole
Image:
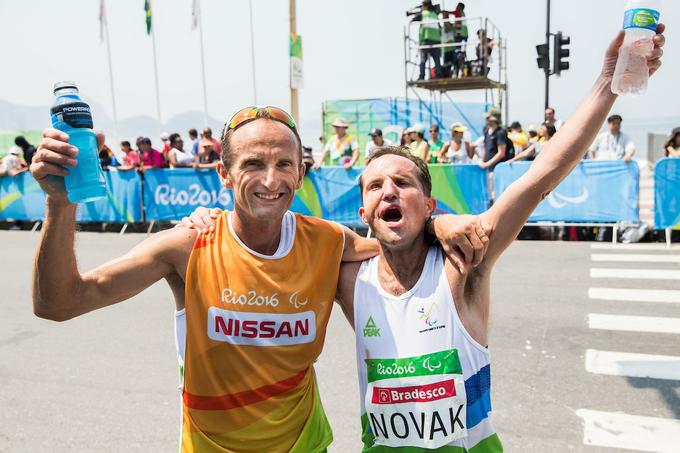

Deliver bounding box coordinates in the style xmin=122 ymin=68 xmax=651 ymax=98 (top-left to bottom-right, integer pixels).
xmin=544 ymin=0 xmax=551 ymax=110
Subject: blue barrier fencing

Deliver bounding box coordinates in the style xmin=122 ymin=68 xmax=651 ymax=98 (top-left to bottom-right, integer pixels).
xmin=654 ymin=158 xmax=680 ymax=230
xmin=1 ymin=162 xmax=644 ymax=226
xmin=0 ymin=170 xmax=143 ymax=222
xmin=493 ymin=160 xmax=640 ymax=223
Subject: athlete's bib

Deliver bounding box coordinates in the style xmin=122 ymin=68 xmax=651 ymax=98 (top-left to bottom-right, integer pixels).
xmin=365 ymin=350 xmax=468 ymax=449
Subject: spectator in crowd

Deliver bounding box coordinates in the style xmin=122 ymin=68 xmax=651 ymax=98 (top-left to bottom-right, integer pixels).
xmin=160 ymin=131 xmax=171 ymax=160
xmin=138 ymin=137 xmax=165 ymax=170
xmin=544 ymin=107 xmax=564 ymax=130
xmin=199 ymin=128 xmax=221 ymax=159
xmin=117 ymin=140 xmax=141 ymax=170
xmin=400 ymin=129 xmax=412 ymax=147
xmin=302 ymin=146 xmax=315 ymax=173
xmin=188 ymin=128 xmax=200 ymax=155
xmin=440 ymin=123 xmax=474 ymax=163
xmin=508 ymin=121 xmax=529 ymax=153
xmin=0 ymin=147 xmax=27 ymax=177
xmin=317 ymin=117 xmax=359 ymax=169
xmin=427 ymin=124 xmax=445 ymax=163
xmin=98 ymin=144 xmax=120 ymax=170
xmin=479 ymin=112 xmax=513 ymax=170
xmin=588 ymin=114 xmax=635 ymax=161
xmin=167 ymin=133 xmax=195 ymax=168
xmin=14 ymin=136 xmax=36 ymax=166
xmin=510 ymin=122 xmax=556 ymax=162
xmin=664 ymin=127 xmax=680 ymax=157
xmin=407 ymin=124 xmax=430 ymax=161
xmin=414 ymin=1 xmax=442 ymax=80
xmin=194 ymin=136 xmax=220 ymax=169
xmin=365 ymin=128 xmax=393 ymax=160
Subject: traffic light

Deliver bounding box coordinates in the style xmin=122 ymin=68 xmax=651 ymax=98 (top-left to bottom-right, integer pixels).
xmin=553 ymin=31 xmax=570 ymax=75
xmin=536 ymin=43 xmax=550 ymax=70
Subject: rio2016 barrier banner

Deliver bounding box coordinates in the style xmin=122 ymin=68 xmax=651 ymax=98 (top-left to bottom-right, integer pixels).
xmin=654 ymin=158 xmax=680 ymax=229
xmin=493 ymin=160 xmax=640 ymax=223
xmin=142 ymin=166 xmax=489 ymax=226
xmin=0 ymin=171 xmax=143 ymax=222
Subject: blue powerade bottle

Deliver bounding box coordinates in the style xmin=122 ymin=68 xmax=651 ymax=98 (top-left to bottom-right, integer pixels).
xmin=50 ymin=81 xmax=107 ymax=203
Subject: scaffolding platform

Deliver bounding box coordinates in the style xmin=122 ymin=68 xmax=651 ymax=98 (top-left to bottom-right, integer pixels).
xmin=407 ymin=76 xmax=506 ymax=92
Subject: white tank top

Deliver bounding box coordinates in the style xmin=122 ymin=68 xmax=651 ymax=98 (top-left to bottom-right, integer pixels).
xmin=171 ymin=148 xmax=195 ymax=166
xmin=354 ymin=246 xmax=500 ymax=451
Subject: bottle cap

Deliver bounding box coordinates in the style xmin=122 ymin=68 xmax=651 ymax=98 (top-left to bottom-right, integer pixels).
xmin=53 ymin=81 xmax=79 ymax=94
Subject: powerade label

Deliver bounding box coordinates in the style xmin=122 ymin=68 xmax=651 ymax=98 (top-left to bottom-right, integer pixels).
xmin=623 ymin=8 xmax=660 ymax=31
xmin=50 ymin=102 xmax=94 ymax=129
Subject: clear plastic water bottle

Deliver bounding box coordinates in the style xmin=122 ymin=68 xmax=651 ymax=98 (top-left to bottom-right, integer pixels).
xmin=50 ymin=81 xmax=107 ymax=203
xmin=611 ymin=0 xmax=661 ymax=95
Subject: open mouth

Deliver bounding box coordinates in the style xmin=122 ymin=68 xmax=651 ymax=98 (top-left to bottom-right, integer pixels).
xmin=380 ymin=206 xmax=403 ymax=224
xmin=255 ymin=192 xmax=284 ymax=200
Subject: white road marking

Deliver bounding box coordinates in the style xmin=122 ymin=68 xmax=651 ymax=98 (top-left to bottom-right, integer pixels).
xmin=591 ymin=253 xmax=680 ymax=263
xmin=588 ymin=314 xmax=680 ymax=335
xmin=590 ymin=268 xmax=680 ymax=280
xmin=585 ymin=349 xmax=680 ymax=381
xmin=576 ymin=409 xmax=680 ymax=453
xmin=589 ymin=288 xmax=680 ymax=304
xmin=591 ymin=243 xmax=680 ymax=251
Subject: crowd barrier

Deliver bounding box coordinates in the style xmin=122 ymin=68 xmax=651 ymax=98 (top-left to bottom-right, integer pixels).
xmin=654 ymin=158 xmax=680 ymax=230
xmin=0 ymin=171 xmax=143 ymax=222
xmin=493 ymin=160 xmax=640 ymax=223
xmin=0 ymin=161 xmax=645 ymax=227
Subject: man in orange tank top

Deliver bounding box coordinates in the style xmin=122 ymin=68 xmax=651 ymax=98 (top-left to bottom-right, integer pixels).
xmin=30 ymin=105 xmax=490 ymax=451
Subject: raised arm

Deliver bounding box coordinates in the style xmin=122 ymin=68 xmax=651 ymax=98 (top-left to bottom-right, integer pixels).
xmin=30 ymin=129 xmax=196 ymax=321
xmin=481 ymin=27 xmax=665 ymax=266
xmin=341 ymin=225 xmax=379 ymax=262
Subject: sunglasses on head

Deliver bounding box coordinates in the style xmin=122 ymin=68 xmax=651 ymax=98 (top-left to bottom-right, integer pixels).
xmin=225 ymin=106 xmax=297 ymax=133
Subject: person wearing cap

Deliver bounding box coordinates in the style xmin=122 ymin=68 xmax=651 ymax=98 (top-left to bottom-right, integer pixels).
xmin=365 ymin=128 xmax=394 ymax=160
xmin=427 ymin=124 xmax=445 ymax=163
xmin=510 ymin=122 xmax=556 ymax=162
xmin=480 ymin=113 xmax=514 ymax=170
xmin=406 ymin=124 xmax=430 ymax=161
xmin=440 ymin=123 xmax=474 ymax=163
xmin=317 ymin=117 xmax=360 ymax=169
xmin=160 ymin=132 xmax=171 ymax=157
xmin=588 ymin=114 xmax=635 ymax=161
xmin=412 ymin=0 xmax=443 ymax=80
xmin=0 ymin=146 xmax=27 ymax=177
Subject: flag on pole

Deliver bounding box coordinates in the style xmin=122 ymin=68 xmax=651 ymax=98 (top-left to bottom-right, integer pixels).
xmin=289 ymin=33 xmax=304 ymax=89
xmin=99 ymin=0 xmax=106 ymax=43
xmin=191 ymin=0 xmax=200 ymax=31
xmin=144 ymin=0 xmax=152 ymax=35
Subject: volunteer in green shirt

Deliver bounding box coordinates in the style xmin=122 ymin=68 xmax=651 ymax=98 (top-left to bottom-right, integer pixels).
xmin=415 ymin=1 xmax=442 ymax=80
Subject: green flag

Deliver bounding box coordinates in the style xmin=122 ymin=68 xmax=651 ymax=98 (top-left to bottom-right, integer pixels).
xmin=144 ymin=0 xmax=152 ymax=35
xmin=289 ymin=33 xmax=303 ymax=89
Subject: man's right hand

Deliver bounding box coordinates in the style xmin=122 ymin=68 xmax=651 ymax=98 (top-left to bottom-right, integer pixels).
xmin=30 ymin=128 xmax=105 ymax=201
xmin=178 ymin=206 xmax=223 ymax=233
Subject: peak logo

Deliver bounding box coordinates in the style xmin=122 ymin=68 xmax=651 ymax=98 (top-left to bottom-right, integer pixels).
xmin=207 ymin=307 xmax=316 ymax=346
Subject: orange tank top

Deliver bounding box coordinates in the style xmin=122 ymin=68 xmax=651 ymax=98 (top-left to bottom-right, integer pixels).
xmin=181 ymin=211 xmax=344 ymax=452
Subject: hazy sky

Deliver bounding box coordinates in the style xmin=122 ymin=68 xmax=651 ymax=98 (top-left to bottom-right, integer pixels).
xmin=1 ymin=0 xmax=678 ymax=145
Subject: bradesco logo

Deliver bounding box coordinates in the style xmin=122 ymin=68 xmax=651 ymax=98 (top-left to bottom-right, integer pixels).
xmin=372 ymin=379 xmax=456 ymax=404
xmin=207 ymin=307 xmax=316 ymax=346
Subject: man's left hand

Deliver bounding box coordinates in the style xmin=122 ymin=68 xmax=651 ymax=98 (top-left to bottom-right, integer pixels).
xmin=430 ymin=214 xmax=491 ymax=270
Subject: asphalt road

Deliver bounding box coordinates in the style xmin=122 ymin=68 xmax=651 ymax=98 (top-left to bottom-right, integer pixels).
xmin=1 ymin=231 xmax=678 ymax=452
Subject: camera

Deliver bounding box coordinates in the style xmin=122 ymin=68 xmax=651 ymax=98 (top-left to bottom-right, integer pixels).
xmin=406 ymin=1 xmax=441 ymax=17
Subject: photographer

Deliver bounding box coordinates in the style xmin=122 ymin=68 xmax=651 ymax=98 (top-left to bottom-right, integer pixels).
xmin=411 ymin=1 xmax=442 ymax=80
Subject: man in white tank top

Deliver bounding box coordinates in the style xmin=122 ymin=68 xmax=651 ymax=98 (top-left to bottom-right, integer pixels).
xmin=333 ymin=27 xmax=666 ymax=452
